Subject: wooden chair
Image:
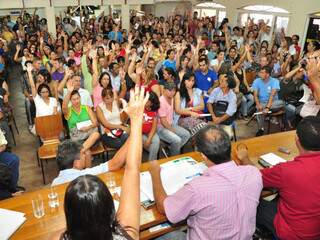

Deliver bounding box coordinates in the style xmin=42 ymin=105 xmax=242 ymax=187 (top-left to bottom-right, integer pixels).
xmin=35 ymin=114 xmax=64 ymax=184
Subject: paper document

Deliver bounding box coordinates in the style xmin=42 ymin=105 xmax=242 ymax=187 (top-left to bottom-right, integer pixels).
xmin=76 ymin=120 xmax=92 ymax=130
xmin=260 ymin=153 xmax=287 ymax=166
xmin=0 ymin=208 xmax=26 ymax=240
xmin=140 ymin=157 xmax=208 ymax=201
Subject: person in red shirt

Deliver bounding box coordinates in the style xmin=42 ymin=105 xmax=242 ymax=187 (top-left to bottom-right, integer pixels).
xmin=142 ymin=91 xmax=160 ymax=161
xmin=237 ymin=116 xmax=320 ymax=240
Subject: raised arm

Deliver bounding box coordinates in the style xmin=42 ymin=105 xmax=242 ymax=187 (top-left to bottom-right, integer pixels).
xmin=58 ymin=67 xmax=72 ymax=94
xmin=116 ymin=86 xmax=149 ymax=239
xmin=14 ymin=44 xmax=22 ymax=62
xmin=92 ymin=50 xmax=99 ymax=89
xmin=62 ymin=80 xmax=74 ymax=117
xmin=26 ymin=64 xmax=37 ymax=97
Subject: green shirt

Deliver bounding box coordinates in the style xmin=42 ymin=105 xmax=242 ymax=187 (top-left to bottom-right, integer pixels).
xmin=67 ymin=105 xmax=90 ymax=130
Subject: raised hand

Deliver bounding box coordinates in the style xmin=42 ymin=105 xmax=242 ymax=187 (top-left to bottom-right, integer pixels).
xmin=16 ymin=44 xmax=21 ymax=51
xmin=136 ymin=63 xmax=143 ymax=75
xmin=66 ymin=79 xmax=74 ymax=93
xmin=120 ymin=85 xmax=149 ymax=121
xmin=26 ymin=64 xmax=33 ymax=72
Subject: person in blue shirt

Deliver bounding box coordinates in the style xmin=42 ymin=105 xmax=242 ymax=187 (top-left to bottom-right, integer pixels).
xmin=107 ymin=24 xmax=123 ymax=43
xmin=252 ymin=66 xmax=284 ymax=136
xmin=162 ymin=49 xmax=177 ymax=71
xmin=194 ymin=56 xmax=218 ymax=112
xmin=207 ymin=71 xmax=237 ymax=126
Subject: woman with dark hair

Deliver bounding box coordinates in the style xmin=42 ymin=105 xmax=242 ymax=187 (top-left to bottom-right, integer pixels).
xmin=96 ymin=88 xmax=129 ymax=149
xmin=142 ymin=91 xmax=160 ymax=161
xmin=128 ymin=53 xmax=160 ymax=97
xmin=159 ymin=67 xmax=179 ymax=93
xmin=174 ymin=72 xmax=206 ymax=135
xmin=305 ymin=40 xmax=320 ymax=58
xmin=26 ymin=64 xmax=58 ymax=117
xmin=59 ymin=86 xmax=149 ymax=240
xmin=62 ymin=81 xmax=100 ymax=152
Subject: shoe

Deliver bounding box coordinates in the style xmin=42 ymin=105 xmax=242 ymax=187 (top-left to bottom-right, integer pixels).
xmin=256 ymin=129 xmax=264 ymax=137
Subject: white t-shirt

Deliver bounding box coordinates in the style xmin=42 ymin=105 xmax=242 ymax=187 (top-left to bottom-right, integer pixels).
xmin=34 ymin=94 xmax=57 ymax=117
xmin=63 ymin=88 xmax=93 ymax=107
xmin=51 ymin=162 xmax=109 ymax=186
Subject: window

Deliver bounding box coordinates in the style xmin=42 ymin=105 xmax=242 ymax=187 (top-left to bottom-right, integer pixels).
xmin=193 ymin=2 xmax=226 ymax=25
xmin=243 ymin=5 xmax=289 ymax=14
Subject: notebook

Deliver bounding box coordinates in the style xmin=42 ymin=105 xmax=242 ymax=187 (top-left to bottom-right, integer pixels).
xmin=259 ymin=153 xmax=287 ymax=167
xmin=0 ymin=208 xmax=26 ymax=240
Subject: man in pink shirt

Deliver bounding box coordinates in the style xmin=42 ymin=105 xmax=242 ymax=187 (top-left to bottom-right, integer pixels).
xmin=150 ymin=125 xmax=263 ymax=240
xmin=157 ymin=82 xmax=190 ymax=156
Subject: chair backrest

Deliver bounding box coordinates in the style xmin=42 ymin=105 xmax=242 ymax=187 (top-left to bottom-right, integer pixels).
xmin=35 ymin=114 xmax=64 ymax=142
xmin=245 ymin=71 xmax=257 ymax=86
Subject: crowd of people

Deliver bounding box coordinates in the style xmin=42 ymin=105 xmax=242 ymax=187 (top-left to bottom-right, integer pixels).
xmin=0 ymin=7 xmax=320 ymax=240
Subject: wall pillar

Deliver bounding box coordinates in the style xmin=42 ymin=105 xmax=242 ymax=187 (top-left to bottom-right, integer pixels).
xmin=45 ymin=6 xmax=56 ymax=37
xmin=121 ymin=4 xmax=130 ymax=30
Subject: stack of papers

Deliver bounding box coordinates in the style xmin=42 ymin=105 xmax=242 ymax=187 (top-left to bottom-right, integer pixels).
xmin=140 ymin=157 xmax=207 ymax=201
xmin=260 ymin=153 xmax=287 ymax=166
xmin=0 ymin=208 xmax=26 ymax=239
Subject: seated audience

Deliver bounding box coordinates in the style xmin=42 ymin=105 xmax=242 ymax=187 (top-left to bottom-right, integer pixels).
xmin=26 ymin=64 xmax=58 ymax=117
xmin=149 ymin=125 xmax=263 ymax=239
xmin=0 ymin=130 xmax=21 ymax=199
xmin=174 ymin=72 xmax=206 ymax=135
xmin=237 ymin=116 xmax=320 ymax=240
xmin=207 ymin=71 xmax=237 ymax=126
xmin=62 ymin=82 xmax=100 ymax=152
xmin=96 ymin=88 xmax=129 ymax=149
xmin=252 ymin=66 xmax=284 ymax=136
xmin=157 ymin=82 xmax=190 ymax=156
xmin=142 ymin=91 xmax=160 ymax=161
xmin=58 ymin=68 xmax=93 ymax=107
xmin=56 ymin=86 xmax=148 ymax=239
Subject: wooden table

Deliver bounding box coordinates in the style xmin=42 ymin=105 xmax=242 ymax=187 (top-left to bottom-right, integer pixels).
xmin=0 ymin=131 xmax=297 ymax=240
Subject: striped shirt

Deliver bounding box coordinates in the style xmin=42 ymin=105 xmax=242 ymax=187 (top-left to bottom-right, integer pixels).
xmin=164 ymin=161 xmax=262 ymax=240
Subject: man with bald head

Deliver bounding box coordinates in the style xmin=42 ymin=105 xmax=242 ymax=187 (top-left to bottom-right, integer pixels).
xmin=149 ymin=125 xmax=263 ymax=240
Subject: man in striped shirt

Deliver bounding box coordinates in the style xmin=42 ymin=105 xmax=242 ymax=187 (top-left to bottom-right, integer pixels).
xmin=149 ymin=125 xmax=263 ymax=240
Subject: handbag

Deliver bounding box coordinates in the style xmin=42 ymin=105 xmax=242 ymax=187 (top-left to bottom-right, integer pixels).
xmin=213 ymin=101 xmax=235 ymax=125
xmin=104 ymin=128 xmax=124 ymax=138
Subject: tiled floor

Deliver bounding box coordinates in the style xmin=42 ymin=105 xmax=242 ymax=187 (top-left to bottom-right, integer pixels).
xmin=7 ymin=64 xmax=259 ymax=192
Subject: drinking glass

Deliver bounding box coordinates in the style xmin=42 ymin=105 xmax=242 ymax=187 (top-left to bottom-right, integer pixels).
xmin=32 ymin=195 xmax=45 ymax=219
xmin=48 ymin=186 xmax=59 ymax=208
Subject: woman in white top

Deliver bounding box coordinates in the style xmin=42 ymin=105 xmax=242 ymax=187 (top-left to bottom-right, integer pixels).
xmin=96 ymin=88 xmax=129 ymax=149
xmin=27 ymin=64 xmax=58 ymax=117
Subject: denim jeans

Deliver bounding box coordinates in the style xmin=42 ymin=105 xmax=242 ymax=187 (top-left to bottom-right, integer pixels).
xmin=157 ymin=125 xmax=190 ymax=156
xmin=256 ymin=100 xmax=284 ymax=130
xmin=143 ymin=133 xmax=160 ymax=161
xmin=0 ymin=151 xmax=20 ymax=190
xmin=241 ymin=93 xmax=254 ymax=116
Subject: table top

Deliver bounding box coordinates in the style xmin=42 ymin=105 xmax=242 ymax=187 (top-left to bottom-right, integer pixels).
xmin=0 ymin=130 xmax=297 ymax=240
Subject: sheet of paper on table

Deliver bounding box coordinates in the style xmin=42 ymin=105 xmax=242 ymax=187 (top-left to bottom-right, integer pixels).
xmin=140 ymin=157 xmax=207 ymax=202
xmin=260 ymin=153 xmax=287 ymax=166
xmin=0 ymin=208 xmax=26 ymax=240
